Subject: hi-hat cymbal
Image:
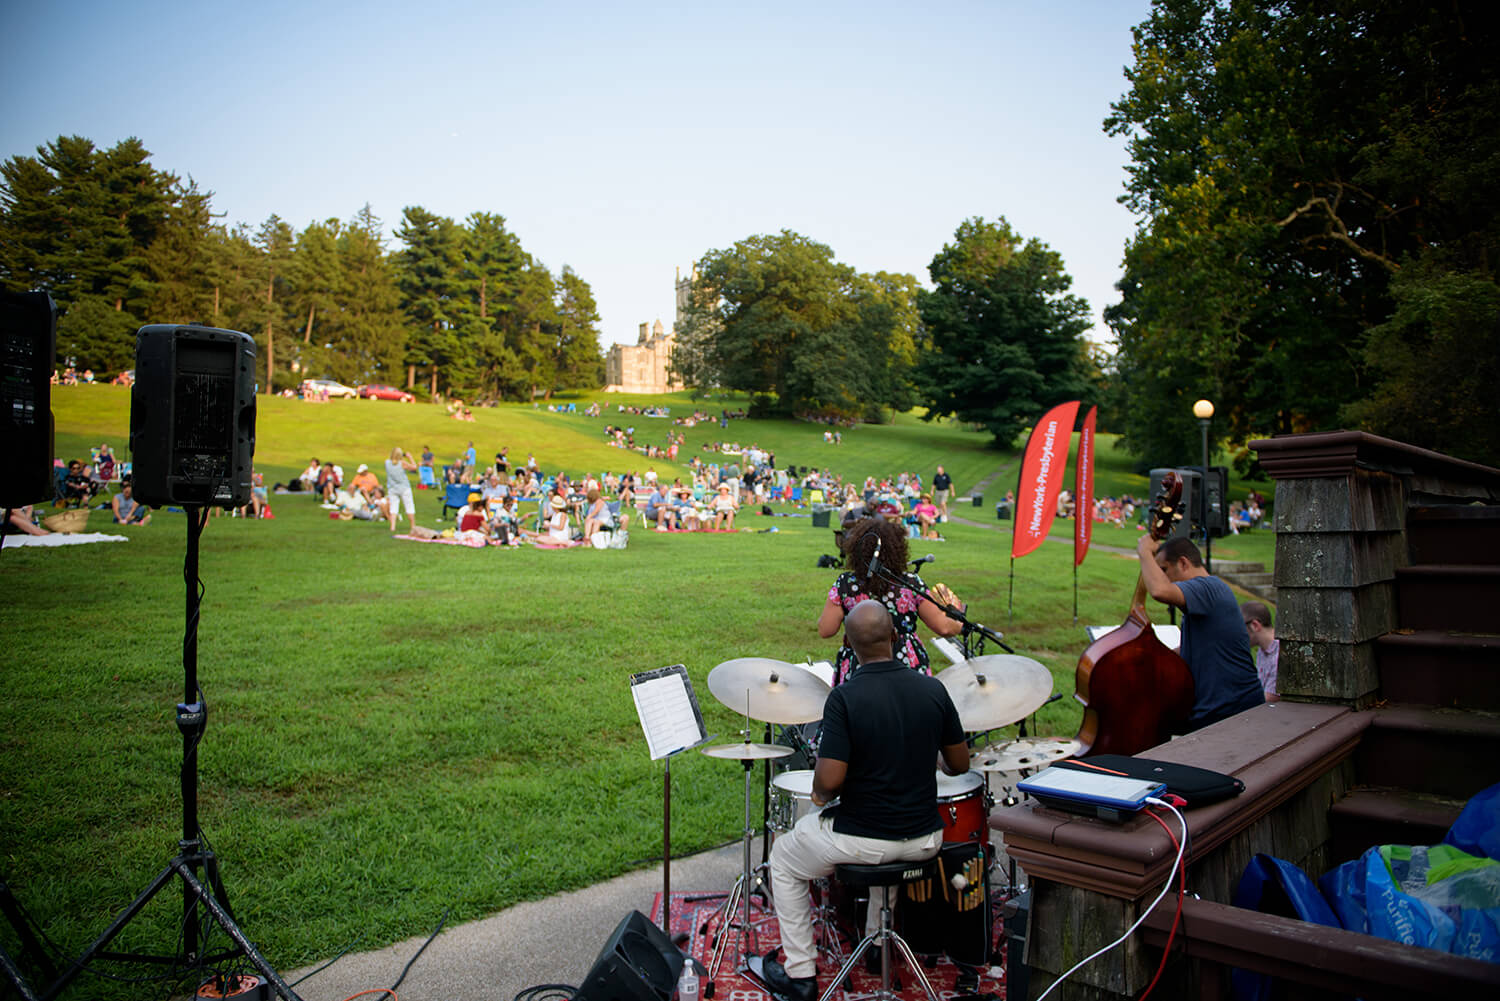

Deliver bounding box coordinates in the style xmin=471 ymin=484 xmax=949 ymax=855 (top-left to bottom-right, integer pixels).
xmin=971 ymin=736 xmax=1081 ymax=773
xmin=708 ymin=657 xmax=831 ymax=724
xmin=701 ymin=741 xmax=796 ymax=761
xmin=936 ymin=654 xmax=1054 ymax=731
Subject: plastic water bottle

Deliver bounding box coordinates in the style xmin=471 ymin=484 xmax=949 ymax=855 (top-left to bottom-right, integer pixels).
xmin=678 ymin=961 xmax=699 ymax=1001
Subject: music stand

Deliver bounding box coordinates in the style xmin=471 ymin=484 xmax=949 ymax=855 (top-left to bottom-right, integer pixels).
xmin=631 ymin=664 xmax=710 ymax=933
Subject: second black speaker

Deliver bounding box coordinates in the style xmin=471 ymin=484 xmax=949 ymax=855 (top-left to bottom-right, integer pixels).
xmin=574 ymin=910 xmax=684 ymax=1001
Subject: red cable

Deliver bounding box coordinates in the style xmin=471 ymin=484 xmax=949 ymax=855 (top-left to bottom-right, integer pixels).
xmin=1137 ymin=808 xmax=1187 ymax=1000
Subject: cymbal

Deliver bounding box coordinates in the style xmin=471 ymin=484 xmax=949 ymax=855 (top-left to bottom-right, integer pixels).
xmin=708 ymin=657 xmax=830 ymax=724
xmin=701 ymin=741 xmax=795 ymax=761
xmin=971 ymin=736 xmax=1080 ymax=773
xmin=936 ymin=654 xmax=1054 ymax=731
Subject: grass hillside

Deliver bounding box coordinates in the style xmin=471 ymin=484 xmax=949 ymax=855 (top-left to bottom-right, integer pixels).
xmin=4 ymin=388 xmax=1274 ymax=998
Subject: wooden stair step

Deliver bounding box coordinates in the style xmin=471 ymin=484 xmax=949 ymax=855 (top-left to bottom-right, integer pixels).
xmin=1328 ymin=786 xmax=1466 ymax=866
xmin=1408 ymin=505 xmax=1500 ymax=566
xmin=1395 ymin=565 xmax=1500 ymax=632
xmin=1377 ymin=630 xmax=1500 ymax=710
xmin=1355 ymin=704 xmax=1500 ymax=801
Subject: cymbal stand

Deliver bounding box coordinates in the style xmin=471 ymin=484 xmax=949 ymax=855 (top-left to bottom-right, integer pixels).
xmin=705 ymin=746 xmax=773 ymax=985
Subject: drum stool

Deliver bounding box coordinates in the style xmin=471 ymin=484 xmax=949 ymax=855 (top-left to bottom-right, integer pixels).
xmin=817 ymin=857 xmax=942 ymax=1001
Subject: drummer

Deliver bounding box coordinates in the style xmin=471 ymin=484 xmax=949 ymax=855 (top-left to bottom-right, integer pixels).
xmin=818 ymin=517 xmax=966 ymax=686
xmin=763 ymin=600 xmax=969 ymax=1001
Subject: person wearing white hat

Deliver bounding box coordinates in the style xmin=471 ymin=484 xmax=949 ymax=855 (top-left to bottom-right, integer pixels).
xmin=544 ymin=493 xmax=573 ymax=544
xmin=712 ymin=482 xmax=739 ymax=530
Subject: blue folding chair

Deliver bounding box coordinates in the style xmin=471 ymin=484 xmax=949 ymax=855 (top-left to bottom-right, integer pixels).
xmin=442 ymin=482 xmax=471 ymax=520
xmin=418 ymin=464 xmax=436 ymax=489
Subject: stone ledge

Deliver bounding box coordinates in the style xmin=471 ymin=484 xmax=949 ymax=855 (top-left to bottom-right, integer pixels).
xmin=992 ymin=703 xmax=1366 ymax=899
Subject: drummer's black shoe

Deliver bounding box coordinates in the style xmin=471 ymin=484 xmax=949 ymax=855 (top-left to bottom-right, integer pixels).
xmin=760 ymin=954 xmax=817 ymax=1001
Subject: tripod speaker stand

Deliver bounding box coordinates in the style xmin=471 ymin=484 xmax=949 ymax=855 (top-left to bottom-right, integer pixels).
xmin=15 ymin=508 xmax=302 ymax=1001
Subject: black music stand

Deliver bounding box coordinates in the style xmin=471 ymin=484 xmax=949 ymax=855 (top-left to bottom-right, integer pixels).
xmin=630 ymin=664 xmax=710 ymax=933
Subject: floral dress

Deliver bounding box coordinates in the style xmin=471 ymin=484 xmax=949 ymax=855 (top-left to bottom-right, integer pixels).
xmin=827 ymin=570 xmax=931 ymax=686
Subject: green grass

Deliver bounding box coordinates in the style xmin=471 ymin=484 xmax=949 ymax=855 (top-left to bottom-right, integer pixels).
xmin=3 ymin=388 xmax=1275 ymax=999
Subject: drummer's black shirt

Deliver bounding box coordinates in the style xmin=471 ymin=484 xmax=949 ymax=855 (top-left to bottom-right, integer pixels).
xmin=819 ymin=659 xmax=965 ymax=840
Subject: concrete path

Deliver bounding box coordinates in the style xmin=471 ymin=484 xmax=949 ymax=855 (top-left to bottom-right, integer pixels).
xmin=281 ymin=844 xmax=743 ymax=1001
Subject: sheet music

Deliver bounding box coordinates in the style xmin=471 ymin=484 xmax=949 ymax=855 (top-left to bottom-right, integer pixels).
xmin=630 ymin=664 xmax=708 ymax=760
xmin=1085 ymin=624 xmax=1181 ymax=648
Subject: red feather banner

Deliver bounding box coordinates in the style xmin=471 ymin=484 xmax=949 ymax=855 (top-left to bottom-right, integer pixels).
xmin=1074 ymin=405 xmax=1097 ymax=566
xmin=1011 ymin=400 xmax=1080 ymax=560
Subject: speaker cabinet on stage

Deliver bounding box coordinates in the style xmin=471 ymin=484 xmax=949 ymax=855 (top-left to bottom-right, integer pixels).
xmin=575 ymin=910 xmax=684 ymax=1001
xmin=0 ymin=291 xmax=57 ymax=509
xmin=129 ymin=325 xmax=256 ymax=509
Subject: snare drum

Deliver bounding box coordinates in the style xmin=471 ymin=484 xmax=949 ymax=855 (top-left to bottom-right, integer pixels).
xmin=770 ymin=769 xmax=817 ymax=833
xmin=936 ymin=770 xmax=989 ymax=844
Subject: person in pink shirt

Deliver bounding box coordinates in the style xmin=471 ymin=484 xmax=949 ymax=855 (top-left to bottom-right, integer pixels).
xmin=913 ymin=494 xmax=942 ymax=540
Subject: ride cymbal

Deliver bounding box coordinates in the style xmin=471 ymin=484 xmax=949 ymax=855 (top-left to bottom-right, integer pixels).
xmin=937 ymin=654 xmax=1054 ymax=731
xmin=708 ymin=657 xmax=830 ymax=724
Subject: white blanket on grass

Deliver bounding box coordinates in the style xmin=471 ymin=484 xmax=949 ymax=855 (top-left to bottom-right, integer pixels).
xmin=2 ymin=532 xmax=130 ymax=547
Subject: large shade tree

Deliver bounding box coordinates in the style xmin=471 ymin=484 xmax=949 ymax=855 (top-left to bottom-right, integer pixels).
xmin=1106 ymin=0 xmax=1500 ymax=467
xmin=914 ymin=217 xmax=1094 ymax=447
xmin=677 ymin=230 xmax=920 ymax=419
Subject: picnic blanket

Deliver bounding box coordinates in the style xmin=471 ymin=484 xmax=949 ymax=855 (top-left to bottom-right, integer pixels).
xmin=393 ymin=532 xmax=489 ymax=548
xmin=2 ymin=532 xmax=129 ymax=548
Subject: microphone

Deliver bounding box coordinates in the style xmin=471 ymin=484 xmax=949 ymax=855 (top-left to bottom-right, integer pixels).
xmin=867 ymin=534 xmax=884 ymax=578
xmin=909 ymin=553 xmax=935 ymax=570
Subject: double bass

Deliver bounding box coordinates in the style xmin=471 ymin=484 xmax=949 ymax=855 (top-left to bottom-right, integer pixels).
xmin=1072 ymin=472 xmax=1196 ymax=756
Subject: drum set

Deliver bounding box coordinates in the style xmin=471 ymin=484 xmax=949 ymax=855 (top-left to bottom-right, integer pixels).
xmin=696 ymin=652 xmax=1079 ymax=990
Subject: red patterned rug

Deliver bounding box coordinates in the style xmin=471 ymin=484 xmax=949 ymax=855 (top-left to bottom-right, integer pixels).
xmin=650 ymin=883 xmax=1011 ymax=1001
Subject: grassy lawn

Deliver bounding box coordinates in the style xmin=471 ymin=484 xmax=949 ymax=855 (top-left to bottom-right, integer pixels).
xmin=3 ymin=388 xmax=1275 ymax=998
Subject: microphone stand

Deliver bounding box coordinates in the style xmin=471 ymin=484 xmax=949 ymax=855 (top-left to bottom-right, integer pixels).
xmin=869 ymin=563 xmax=1014 ymax=656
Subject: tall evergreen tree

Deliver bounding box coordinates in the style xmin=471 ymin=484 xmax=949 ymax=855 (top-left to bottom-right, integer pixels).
xmin=395 ymin=206 xmax=465 ymax=396
xmin=553 ymin=265 xmax=605 ymax=390
xmin=332 ymin=204 xmax=404 ymax=384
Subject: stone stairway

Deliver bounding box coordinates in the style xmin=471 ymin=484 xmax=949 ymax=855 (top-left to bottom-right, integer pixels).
xmin=1211 ymin=559 xmax=1276 ymax=601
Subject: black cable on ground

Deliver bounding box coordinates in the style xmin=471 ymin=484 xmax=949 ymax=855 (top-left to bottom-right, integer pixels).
xmin=287 ymin=937 xmax=363 ymax=988
xmin=369 ymin=908 xmax=449 ymax=1001
xmin=513 ymin=983 xmax=578 ymax=1001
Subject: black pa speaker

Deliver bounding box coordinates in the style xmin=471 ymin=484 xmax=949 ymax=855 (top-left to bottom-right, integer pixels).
xmin=0 ymin=291 xmax=57 ymax=508
xmin=129 ymin=324 xmax=256 ymax=509
xmin=575 ymin=910 xmax=684 ymax=1001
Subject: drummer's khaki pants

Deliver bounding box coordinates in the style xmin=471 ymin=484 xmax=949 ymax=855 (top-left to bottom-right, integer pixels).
xmin=769 ymin=810 xmax=942 ymax=979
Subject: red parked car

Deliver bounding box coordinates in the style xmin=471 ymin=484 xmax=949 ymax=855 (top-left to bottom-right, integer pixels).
xmin=358 ymin=384 xmax=415 ymax=402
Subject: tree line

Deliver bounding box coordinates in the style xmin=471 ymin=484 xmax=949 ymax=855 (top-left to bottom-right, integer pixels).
xmin=0 ymin=135 xmax=605 ymax=400
xmin=671 ymin=221 xmax=1098 ymax=445
xmin=1104 ymin=0 xmax=1500 ymax=468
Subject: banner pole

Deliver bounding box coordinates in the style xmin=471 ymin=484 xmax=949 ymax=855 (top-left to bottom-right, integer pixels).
xmin=1072 ymin=562 xmax=1078 ymax=623
xmin=1008 ymin=556 xmax=1015 ymax=618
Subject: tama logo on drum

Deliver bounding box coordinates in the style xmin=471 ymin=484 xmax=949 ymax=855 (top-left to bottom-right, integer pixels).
xmin=902 ymin=867 xmax=925 ymax=880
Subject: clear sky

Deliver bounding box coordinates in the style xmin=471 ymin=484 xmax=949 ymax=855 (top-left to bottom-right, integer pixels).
xmin=2 ymin=0 xmax=1152 ymax=349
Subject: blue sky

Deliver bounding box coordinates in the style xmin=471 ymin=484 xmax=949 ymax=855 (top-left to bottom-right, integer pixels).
xmin=2 ymin=0 xmax=1152 ymax=348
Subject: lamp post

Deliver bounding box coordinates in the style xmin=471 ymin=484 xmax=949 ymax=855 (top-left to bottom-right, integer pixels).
xmin=1193 ymin=398 xmax=1214 ymax=573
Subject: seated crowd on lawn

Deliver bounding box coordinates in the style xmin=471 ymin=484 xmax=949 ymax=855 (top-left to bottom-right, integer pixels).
xmin=275 ymin=430 xmax=961 ymax=549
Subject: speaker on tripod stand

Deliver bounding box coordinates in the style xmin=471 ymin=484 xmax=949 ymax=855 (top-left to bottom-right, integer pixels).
xmin=3 ymin=324 xmax=304 ymax=1001
xmin=130 ymin=324 xmax=256 ymax=510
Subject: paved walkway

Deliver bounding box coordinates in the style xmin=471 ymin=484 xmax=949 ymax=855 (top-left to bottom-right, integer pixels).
xmin=281 ymin=843 xmax=744 ymax=1001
